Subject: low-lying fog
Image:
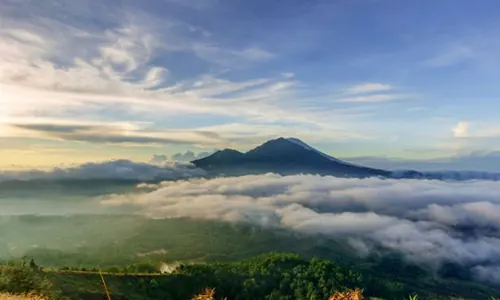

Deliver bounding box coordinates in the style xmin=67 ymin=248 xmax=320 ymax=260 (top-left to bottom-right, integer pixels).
xmin=2 ymin=160 xmax=500 ymax=284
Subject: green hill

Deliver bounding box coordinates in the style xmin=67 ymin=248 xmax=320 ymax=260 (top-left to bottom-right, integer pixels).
xmin=2 ymin=216 xmax=500 ymax=299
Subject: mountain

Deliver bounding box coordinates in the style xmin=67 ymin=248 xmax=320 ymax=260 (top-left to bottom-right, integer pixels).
xmin=192 ymin=137 xmax=393 ymax=178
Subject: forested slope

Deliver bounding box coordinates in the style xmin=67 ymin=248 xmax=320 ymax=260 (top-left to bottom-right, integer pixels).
xmin=2 ymin=253 xmax=500 ymax=300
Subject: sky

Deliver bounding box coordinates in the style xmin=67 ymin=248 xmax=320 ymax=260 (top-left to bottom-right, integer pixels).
xmin=1 ymin=0 xmax=500 ymax=169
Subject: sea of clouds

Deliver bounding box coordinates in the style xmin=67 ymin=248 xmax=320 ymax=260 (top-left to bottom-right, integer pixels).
xmin=100 ymin=173 xmax=500 ymax=283
xmin=2 ymin=160 xmax=500 ymax=283
xmin=2 ymin=159 xmax=500 ymax=182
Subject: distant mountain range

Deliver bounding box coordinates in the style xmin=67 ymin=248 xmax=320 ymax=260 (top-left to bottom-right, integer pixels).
xmin=192 ymin=137 xmax=500 ymax=181
xmin=193 ymin=137 xmax=404 ymax=178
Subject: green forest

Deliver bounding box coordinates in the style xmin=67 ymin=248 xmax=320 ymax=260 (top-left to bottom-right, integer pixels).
xmin=1 ymin=253 xmax=500 ymax=300
xmin=1 ymin=216 xmax=500 ymax=300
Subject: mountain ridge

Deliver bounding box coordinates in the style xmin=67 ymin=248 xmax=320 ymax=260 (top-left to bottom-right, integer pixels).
xmin=192 ymin=137 xmax=393 ymax=178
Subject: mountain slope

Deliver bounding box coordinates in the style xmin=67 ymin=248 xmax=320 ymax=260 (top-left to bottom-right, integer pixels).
xmin=192 ymin=137 xmax=391 ymax=178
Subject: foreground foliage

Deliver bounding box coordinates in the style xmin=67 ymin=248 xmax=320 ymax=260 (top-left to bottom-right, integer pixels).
xmin=0 ymin=261 xmax=62 ymax=299
xmin=2 ymin=216 xmax=500 ymax=299
xmin=0 ymin=293 xmax=47 ymax=300
xmin=2 ymin=253 xmax=499 ymax=300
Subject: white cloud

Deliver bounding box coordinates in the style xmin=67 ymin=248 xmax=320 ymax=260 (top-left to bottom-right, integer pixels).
xmin=237 ymin=47 xmax=275 ymax=61
xmin=337 ymin=94 xmax=405 ymax=103
xmin=0 ymin=159 xmax=205 ymax=182
xmin=452 ymin=121 xmax=500 ymax=142
xmin=0 ymin=0 xmax=413 ymax=151
xmin=269 ymin=81 xmax=295 ymax=92
xmin=0 ymin=17 xmax=354 ymax=142
xmin=425 ymin=33 xmax=500 ymax=70
xmin=425 ymin=44 xmax=474 ymax=68
xmin=189 ymin=76 xmax=270 ymax=97
xmin=413 ymin=201 xmax=500 ymax=229
xmin=1 ymin=119 xmax=225 ymax=146
xmin=171 ymin=150 xmax=196 ymax=161
xmin=345 ymin=83 xmax=392 ymax=94
xmin=3 ymin=28 xmax=47 ymax=46
xmin=191 ymin=44 xmax=274 ymax=66
xmin=0 ymin=22 xmax=294 ymax=138
xmin=169 ymin=150 xmax=215 ymax=161
xmin=0 ymin=116 xmax=375 ymax=148
xmin=453 ymin=122 xmax=470 ymax=138
xmin=100 ymin=173 xmax=500 ymax=282
xmin=149 ymin=154 xmax=169 ymax=165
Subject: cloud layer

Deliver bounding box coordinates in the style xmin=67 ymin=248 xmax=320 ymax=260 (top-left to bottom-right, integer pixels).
xmin=0 ymin=160 xmax=205 ymax=182
xmin=101 ymin=174 xmax=500 ymax=283
xmin=348 ymin=154 xmax=500 ymax=173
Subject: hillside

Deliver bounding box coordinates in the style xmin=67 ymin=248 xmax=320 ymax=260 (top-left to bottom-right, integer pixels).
xmin=2 ymin=253 xmax=500 ymax=300
xmin=2 ymin=215 xmax=500 ymax=299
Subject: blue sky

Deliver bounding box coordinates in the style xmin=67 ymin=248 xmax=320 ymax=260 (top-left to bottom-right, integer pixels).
xmin=1 ymin=0 xmax=500 ymax=169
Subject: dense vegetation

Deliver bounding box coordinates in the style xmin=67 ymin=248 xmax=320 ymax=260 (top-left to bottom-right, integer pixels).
xmin=51 ymin=253 xmax=401 ymax=300
xmin=0 ymin=215 xmax=357 ymax=267
xmin=1 ymin=253 xmax=500 ymax=300
xmin=0 ymin=260 xmax=63 ymax=299
xmin=2 ymin=215 xmax=500 ymax=299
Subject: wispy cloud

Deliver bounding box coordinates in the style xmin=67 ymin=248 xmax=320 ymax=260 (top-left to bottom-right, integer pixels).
xmin=195 ymin=122 xmax=376 ymax=145
xmin=192 ymin=44 xmax=274 ymax=66
xmin=188 ymin=76 xmax=271 ymax=97
xmin=425 ymin=44 xmax=475 ymax=68
xmin=336 ymin=83 xmax=405 ymax=104
xmin=345 ymin=83 xmax=392 ymax=94
xmin=0 ymin=0 xmax=428 ymax=163
xmin=0 ymin=11 xmax=344 ymax=138
xmin=337 ymin=94 xmax=406 ymax=103
xmin=4 ymin=120 xmax=225 ymax=146
xmin=424 ymin=33 xmax=500 ymax=69
xmin=0 ymin=17 xmax=304 ymax=137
